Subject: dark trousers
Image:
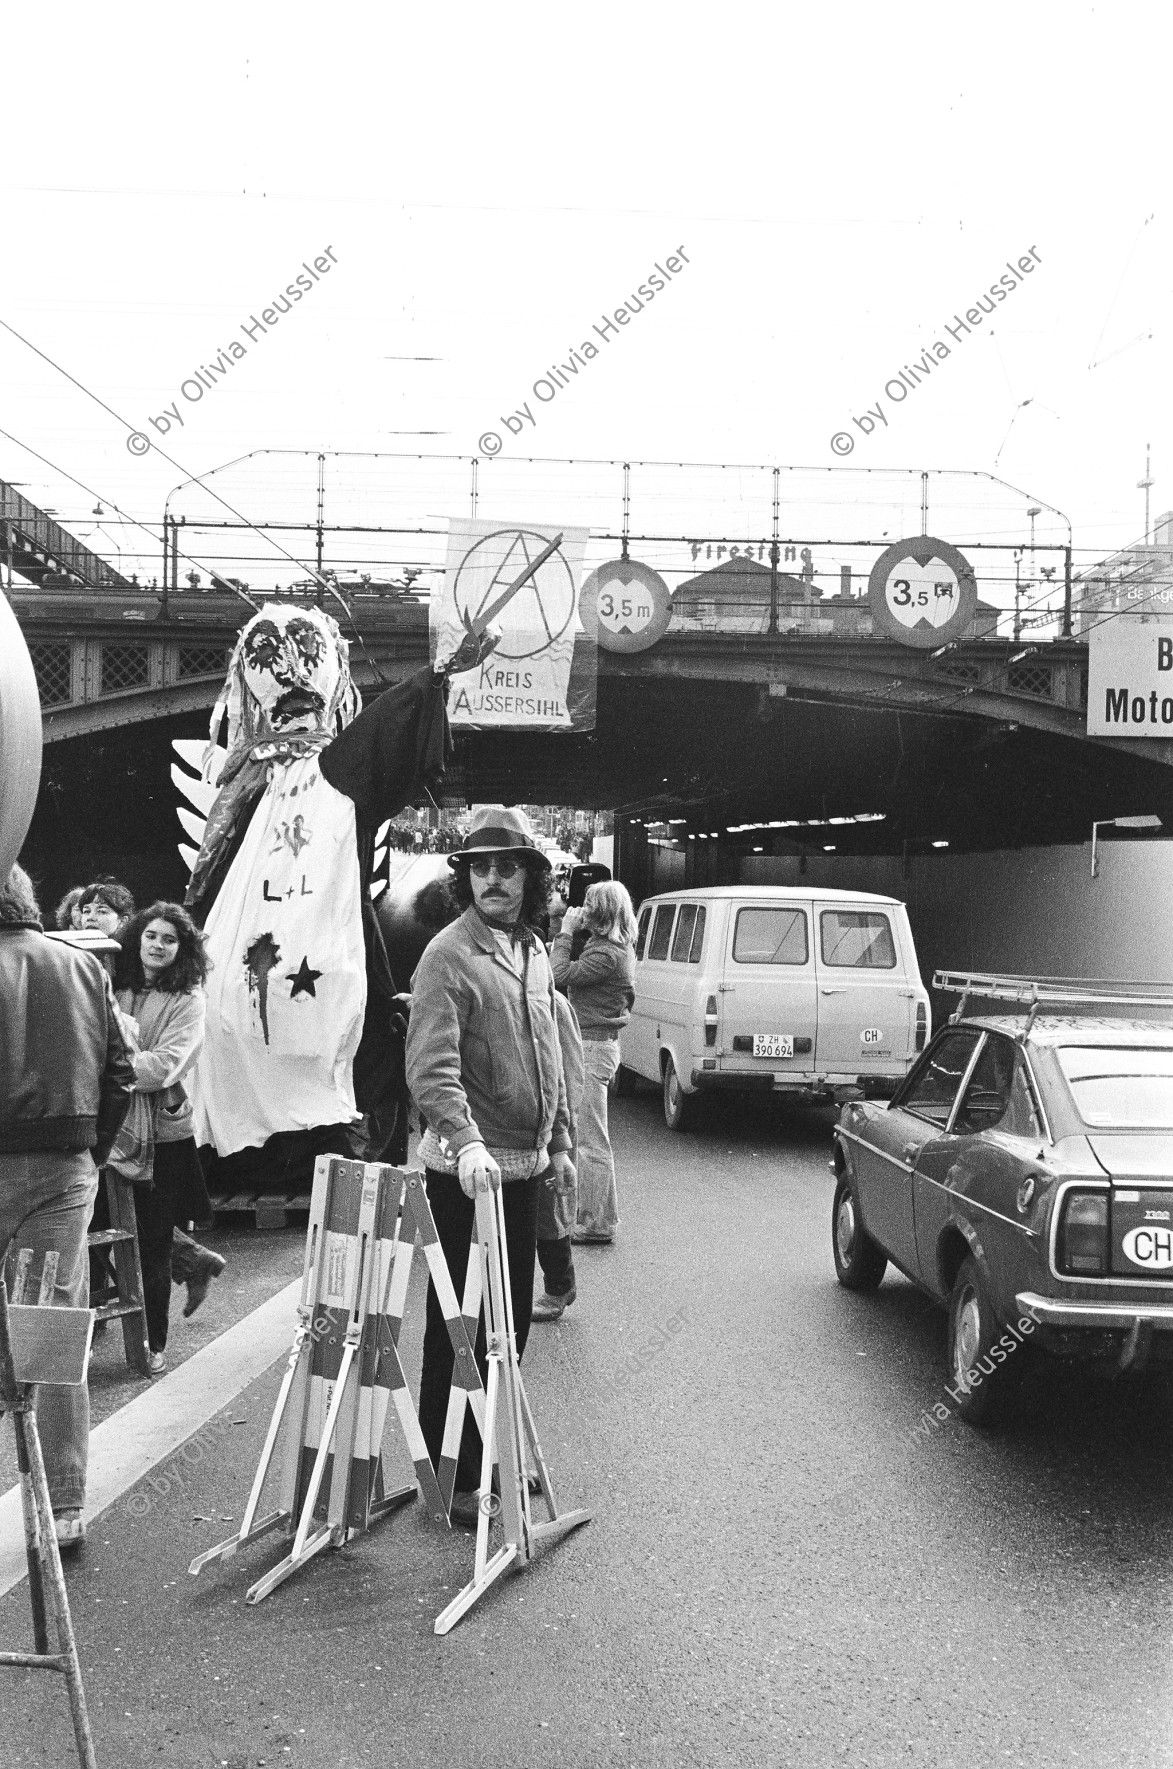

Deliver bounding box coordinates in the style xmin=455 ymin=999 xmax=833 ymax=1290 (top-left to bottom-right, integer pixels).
xmin=535 ymin=1162 xmax=575 ymax=1297
xmin=417 ymin=1167 xmax=540 ymax=1493
xmin=136 ymin=1140 xmax=193 ymax=1352
xmin=537 ymin=1235 xmax=575 ymax=1296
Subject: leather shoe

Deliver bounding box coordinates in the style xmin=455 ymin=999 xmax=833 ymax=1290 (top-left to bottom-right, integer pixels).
xmin=182 ymin=1248 xmax=226 ymax=1319
xmin=448 ymin=1490 xmax=484 ymax=1526
xmin=531 ymin=1287 xmax=576 ymax=1321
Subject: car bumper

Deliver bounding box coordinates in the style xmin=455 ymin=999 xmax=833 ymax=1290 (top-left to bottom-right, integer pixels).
xmin=1017 ymin=1291 xmax=1173 ymax=1329
xmin=1017 ymin=1291 xmax=1173 ymax=1371
xmin=690 ymin=1070 xmax=901 ymax=1095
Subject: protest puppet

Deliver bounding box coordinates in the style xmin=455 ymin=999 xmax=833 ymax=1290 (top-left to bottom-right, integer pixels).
xmin=183 ymin=602 xmax=489 ymax=1188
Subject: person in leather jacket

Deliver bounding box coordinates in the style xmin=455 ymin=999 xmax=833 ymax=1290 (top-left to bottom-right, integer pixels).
xmin=0 ymin=864 xmax=135 ymax=1549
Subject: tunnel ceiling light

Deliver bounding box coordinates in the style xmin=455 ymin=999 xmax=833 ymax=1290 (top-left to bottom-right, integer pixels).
xmin=823 ymin=844 xmax=836 ymax=851
xmin=932 ymin=840 xmax=949 ymax=848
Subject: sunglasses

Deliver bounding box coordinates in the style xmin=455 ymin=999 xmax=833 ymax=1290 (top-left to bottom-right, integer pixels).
xmin=469 ymin=856 xmax=523 ymax=878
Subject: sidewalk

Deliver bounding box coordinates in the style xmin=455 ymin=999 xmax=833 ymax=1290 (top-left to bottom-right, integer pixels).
xmin=0 ymin=1248 xmax=611 ymax=1769
xmin=0 ymin=1224 xmax=303 ymax=1502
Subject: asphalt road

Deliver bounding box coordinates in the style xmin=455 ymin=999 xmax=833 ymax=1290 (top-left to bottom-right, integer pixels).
xmin=4 ymin=1088 xmax=1173 ymax=1768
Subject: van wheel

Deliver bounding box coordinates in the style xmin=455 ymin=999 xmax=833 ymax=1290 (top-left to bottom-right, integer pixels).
xmin=662 ymin=1056 xmax=694 ymax=1132
xmin=832 ymin=1174 xmax=887 ymax=1290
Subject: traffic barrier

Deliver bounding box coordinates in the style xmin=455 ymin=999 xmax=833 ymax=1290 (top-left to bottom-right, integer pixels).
xmin=190 ymin=1156 xmax=589 ymax=1624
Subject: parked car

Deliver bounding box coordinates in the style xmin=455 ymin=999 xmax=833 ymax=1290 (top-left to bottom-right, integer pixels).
xmin=831 ymin=971 xmax=1173 ymax=1422
xmin=619 ymin=886 xmax=930 ymax=1130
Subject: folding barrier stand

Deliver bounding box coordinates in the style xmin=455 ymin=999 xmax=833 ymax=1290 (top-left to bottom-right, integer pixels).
xmin=190 ymin=1155 xmax=590 ymax=1626
xmin=433 ymin=1180 xmax=590 ymax=1634
xmin=190 ymin=1158 xmax=428 ymax=1601
xmin=0 ymin=1254 xmax=99 ymax=1769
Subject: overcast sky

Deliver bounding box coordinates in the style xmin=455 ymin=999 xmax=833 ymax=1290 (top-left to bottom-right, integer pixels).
xmin=3 ymin=2 xmax=1171 ymax=607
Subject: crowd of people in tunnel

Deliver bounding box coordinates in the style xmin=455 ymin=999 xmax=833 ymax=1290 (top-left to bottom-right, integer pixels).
xmin=0 ymin=810 xmax=637 ymax=1546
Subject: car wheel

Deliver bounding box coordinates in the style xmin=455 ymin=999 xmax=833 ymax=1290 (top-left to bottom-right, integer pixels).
xmin=831 ymin=1173 xmax=887 ymax=1290
xmin=662 ymin=1056 xmax=694 ymax=1131
xmin=947 ymin=1255 xmax=1017 ymax=1426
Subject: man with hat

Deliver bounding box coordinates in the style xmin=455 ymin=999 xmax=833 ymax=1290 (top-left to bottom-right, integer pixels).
xmin=406 ymin=807 xmax=574 ymax=1522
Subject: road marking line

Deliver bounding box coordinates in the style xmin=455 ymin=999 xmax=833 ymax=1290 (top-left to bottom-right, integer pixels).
xmin=0 ymin=1278 xmax=300 ymax=1599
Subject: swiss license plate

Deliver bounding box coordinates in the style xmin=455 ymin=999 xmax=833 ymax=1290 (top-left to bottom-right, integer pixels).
xmin=753 ymin=1033 xmax=794 ymax=1059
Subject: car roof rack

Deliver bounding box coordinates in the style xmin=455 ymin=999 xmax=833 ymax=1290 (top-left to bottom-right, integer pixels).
xmin=933 ymin=970 xmax=1173 ymax=1037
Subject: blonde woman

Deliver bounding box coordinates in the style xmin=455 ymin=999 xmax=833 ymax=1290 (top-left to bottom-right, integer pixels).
xmin=551 ymin=880 xmax=637 ymax=1245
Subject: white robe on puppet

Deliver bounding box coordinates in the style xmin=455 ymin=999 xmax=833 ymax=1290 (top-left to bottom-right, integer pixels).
xmin=185 ymin=603 xmax=452 ymax=1159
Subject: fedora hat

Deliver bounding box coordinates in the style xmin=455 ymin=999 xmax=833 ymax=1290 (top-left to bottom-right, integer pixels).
xmin=448 ymin=806 xmax=551 ymax=870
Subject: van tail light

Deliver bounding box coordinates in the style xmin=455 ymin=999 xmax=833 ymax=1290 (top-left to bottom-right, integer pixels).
xmin=704 ymin=995 xmax=718 ymax=1047
xmin=1058 ymin=1192 xmax=1109 ymax=1275
xmin=914 ymin=1001 xmax=928 ymax=1052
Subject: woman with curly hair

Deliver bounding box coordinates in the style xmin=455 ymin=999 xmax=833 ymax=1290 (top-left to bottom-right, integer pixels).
xmin=113 ymin=902 xmax=221 ymax=1372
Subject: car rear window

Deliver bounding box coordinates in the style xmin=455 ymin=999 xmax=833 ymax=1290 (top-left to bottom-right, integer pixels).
xmin=820 ymin=910 xmax=897 ymax=969
xmin=733 ymin=907 xmax=808 ymax=964
xmin=647 ymin=905 xmax=676 ymax=962
xmin=1057 ymin=1047 xmax=1173 ymax=1129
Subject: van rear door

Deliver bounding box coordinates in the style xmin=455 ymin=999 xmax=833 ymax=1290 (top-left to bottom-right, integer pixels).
xmin=719 ymin=900 xmax=817 ymax=1076
xmin=813 ymin=902 xmax=912 ymax=1076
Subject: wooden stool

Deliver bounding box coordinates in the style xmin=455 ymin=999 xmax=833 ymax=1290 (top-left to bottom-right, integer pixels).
xmin=87 ymin=1170 xmax=150 ymax=1376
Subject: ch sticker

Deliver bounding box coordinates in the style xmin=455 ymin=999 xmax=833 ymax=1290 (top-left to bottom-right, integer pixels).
xmin=861 ymin=1028 xmax=884 ymax=1044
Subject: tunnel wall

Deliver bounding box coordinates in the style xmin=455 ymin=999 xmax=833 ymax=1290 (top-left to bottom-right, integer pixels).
xmin=735 ymin=843 xmax=1173 ymax=986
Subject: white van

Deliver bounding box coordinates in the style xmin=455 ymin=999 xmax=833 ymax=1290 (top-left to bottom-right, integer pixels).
xmin=619 ymin=886 xmax=930 ymax=1130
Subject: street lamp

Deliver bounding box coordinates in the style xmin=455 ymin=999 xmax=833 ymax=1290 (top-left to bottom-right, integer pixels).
xmin=1091 ymin=814 xmax=1162 ymax=877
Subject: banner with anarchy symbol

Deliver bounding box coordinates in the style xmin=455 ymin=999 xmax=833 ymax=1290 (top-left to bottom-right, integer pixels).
xmin=430 ymin=519 xmax=595 ymax=731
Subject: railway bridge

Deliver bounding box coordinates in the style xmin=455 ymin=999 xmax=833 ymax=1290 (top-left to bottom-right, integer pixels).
xmin=11 ymin=576 xmax=1173 ymax=913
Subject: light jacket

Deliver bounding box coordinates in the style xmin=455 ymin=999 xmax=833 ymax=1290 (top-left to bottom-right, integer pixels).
xmin=116 ymin=985 xmax=206 ymax=1144
xmin=406 ymin=908 xmax=570 ymax=1160
xmin=550 ymin=930 xmax=636 ymax=1040
xmin=0 ymin=922 xmax=135 ymax=1162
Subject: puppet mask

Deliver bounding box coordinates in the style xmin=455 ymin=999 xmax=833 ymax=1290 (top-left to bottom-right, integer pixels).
xmin=237 ymin=605 xmax=347 ymax=736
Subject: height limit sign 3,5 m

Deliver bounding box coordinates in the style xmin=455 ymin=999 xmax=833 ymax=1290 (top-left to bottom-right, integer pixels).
xmin=1088 ymin=612 xmax=1173 ymax=736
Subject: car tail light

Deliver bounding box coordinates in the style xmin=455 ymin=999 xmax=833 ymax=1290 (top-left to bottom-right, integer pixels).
xmin=915 ymin=1001 xmax=928 ymax=1052
xmin=1058 ymin=1192 xmax=1109 ymax=1275
xmin=704 ymin=995 xmax=718 ymax=1048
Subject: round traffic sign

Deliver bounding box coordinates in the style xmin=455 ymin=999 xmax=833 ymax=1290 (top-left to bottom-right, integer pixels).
xmin=579 ymin=559 xmax=672 ymax=654
xmin=867 ymin=536 xmax=977 ymax=648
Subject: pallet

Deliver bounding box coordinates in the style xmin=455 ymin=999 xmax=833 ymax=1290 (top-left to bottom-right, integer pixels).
xmin=209 ymin=1191 xmax=313 ymax=1230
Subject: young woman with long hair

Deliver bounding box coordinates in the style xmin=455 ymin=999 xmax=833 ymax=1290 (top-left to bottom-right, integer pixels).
xmin=112 ymin=902 xmax=221 ymax=1372
xmin=550 ymin=880 xmax=637 ymax=1246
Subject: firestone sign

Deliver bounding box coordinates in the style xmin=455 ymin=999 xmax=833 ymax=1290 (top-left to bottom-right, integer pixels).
xmin=1087 ymin=613 xmax=1173 ymax=737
